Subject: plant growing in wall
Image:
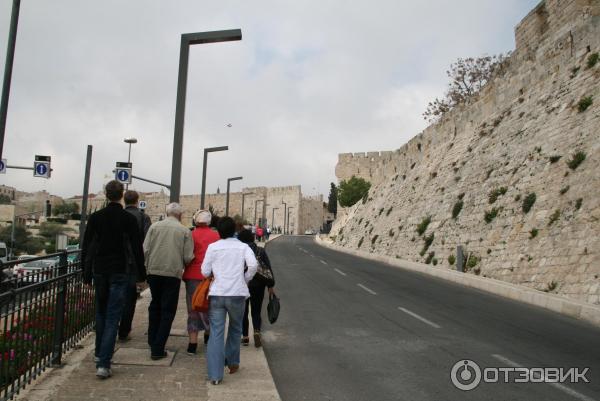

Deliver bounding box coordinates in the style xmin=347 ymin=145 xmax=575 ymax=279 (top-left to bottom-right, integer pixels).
xmin=338 ymin=176 xmax=371 ymax=207
xmin=578 ymin=96 xmax=593 ymax=112
xmin=416 ymin=216 xmax=432 ymax=236
xmin=587 ymin=52 xmax=599 ymax=69
xmin=484 ymin=208 xmax=501 ymax=223
xmin=488 ymin=187 xmax=508 ymax=204
xmin=575 ymin=198 xmax=583 ymax=211
xmin=448 ymin=254 xmax=456 ymax=265
xmin=548 ymin=155 xmax=562 ymax=163
xmin=425 ymin=251 xmax=435 ymax=264
xmin=357 ymin=237 xmax=364 ymax=248
xmin=452 ymin=200 xmax=464 ymax=219
xmin=371 ymin=235 xmax=379 ymax=246
xmin=522 ymin=193 xmax=536 ymax=213
xmin=567 ymin=151 xmax=586 ymax=170
xmin=548 ymin=209 xmax=561 ymax=226
xmin=529 ymin=228 xmax=538 ymax=239
xmin=419 ymin=232 xmax=435 ymax=256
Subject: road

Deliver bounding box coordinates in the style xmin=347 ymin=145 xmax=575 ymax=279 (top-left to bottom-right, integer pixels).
xmin=262 ymin=236 xmax=600 ymax=401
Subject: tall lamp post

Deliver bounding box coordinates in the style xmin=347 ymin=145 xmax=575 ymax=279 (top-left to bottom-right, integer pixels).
xmin=281 ymin=201 xmax=287 ymax=234
xmin=254 ymin=199 xmax=263 ymax=226
xmin=200 ymin=146 xmax=228 ymax=209
xmin=169 ymin=29 xmax=242 ymax=203
xmin=0 ymin=0 xmax=21 ymax=161
xmin=123 ymin=137 xmax=137 ymax=190
xmin=225 ymin=176 xmax=242 ymax=216
xmin=287 ymin=206 xmax=294 ymax=235
xmin=241 ymin=192 xmax=253 ymax=223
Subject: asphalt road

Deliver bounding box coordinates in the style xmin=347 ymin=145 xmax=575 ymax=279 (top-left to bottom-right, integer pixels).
xmin=261 ymin=236 xmax=600 ymax=401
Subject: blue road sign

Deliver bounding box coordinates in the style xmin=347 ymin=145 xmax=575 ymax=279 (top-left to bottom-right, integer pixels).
xmin=138 ymin=200 xmax=147 ymax=210
xmin=0 ymin=159 xmax=6 ymax=174
xmin=115 ymin=168 xmax=132 ymax=184
xmin=33 ymin=161 xmax=51 ymax=178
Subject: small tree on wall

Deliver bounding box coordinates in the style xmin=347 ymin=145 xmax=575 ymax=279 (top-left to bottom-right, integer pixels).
xmin=328 ymin=183 xmax=338 ymax=218
xmin=337 ymin=176 xmax=371 ymax=207
xmin=0 ymin=194 xmax=12 ymax=205
xmin=423 ymin=53 xmax=510 ymax=122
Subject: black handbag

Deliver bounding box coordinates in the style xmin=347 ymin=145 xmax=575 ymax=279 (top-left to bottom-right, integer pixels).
xmin=267 ymin=293 xmax=280 ymax=324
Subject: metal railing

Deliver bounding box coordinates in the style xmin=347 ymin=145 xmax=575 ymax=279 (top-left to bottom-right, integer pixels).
xmin=0 ymin=250 xmax=94 ymax=400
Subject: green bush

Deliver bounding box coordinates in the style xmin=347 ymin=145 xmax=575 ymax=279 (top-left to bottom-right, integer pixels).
xmin=416 ymin=216 xmax=431 ymax=236
xmin=529 ymin=228 xmax=538 ymax=239
xmin=522 ymin=193 xmax=536 ymax=213
xmin=371 ymin=235 xmax=379 ymax=245
xmin=386 ymin=207 xmax=393 ymax=216
xmin=548 ymin=209 xmax=561 ymax=226
xmin=575 ymin=198 xmax=583 ymax=211
xmin=484 ymin=208 xmax=500 ymax=223
xmin=578 ymin=96 xmax=593 ymax=112
xmin=420 ymin=232 xmax=435 ymax=256
xmin=432 ymin=258 xmax=438 ymax=266
xmin=587 ymin=52 xmax=599 ymax=69
xmin=448 ymin=254 xmax=456 ymax=265
xmin=466 ymin=255 xmax=479 ymax=269
xmin=452 ymin=200 xmax=463 ymax=219
xmin=548 ymin=155 xmax=562 ymax=164
xmin=389 ymin=229 xmax=394 ymax=237
xmin=357 ymin=237 xmax=364 ymax=248
xmin=559 ymin=186 xmax=570 ymax=195
xmin=488 ymin=187 xmax=507 ymax=204
xmin=425 ymin=252 xmax=435 ymax=264
xmin=567 ymin=151 xmax=586 ymax=170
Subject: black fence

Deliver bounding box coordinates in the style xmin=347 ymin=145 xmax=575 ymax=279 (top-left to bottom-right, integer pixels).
xmin=0 ymin=251 xmax=94 ymax=401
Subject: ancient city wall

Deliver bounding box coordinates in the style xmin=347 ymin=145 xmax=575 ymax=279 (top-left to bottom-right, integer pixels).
xmin=331 ymin=0 xmax=600 ymax=304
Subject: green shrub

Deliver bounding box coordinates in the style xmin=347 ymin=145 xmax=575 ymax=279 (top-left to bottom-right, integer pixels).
xmin=530 ymin=228 xmax=538 ymax=239
xmin=466 ymin=255 xmax=479 ymax=269
xmin=575 ymin=198 xmax=583 ymax=211
xmin=545 ymin=281 xmax=558 ymax=292
xmin=448 ymin=254 xmax=456 ymax=265
xmin=587 ymin=52 xmax=599 ymax=68
xmin=425 ymin=251 xmax=435 ymax=264
xmin=458 ymin=193 xmax=465 ymax=200
xmin=488 ymin=187 xmax=508 ymax=204
xmin=420 ymin=232 xmax=435 ymax=256
xmin=567 ymin=151 xmax=586 ymax=170
xmin=389 ymin=229 xmax=394 ymax=237
xmin=578 ymin=96 xmax=593 ymax=112
xmin=514 ymin=194 xmax=521 ymax=202
xmin=386 ymin=206 xmax=393 ymax=216
xmin=548 ymin=209 xmax=561 ymax=226
xmin=432 ymin=258 xmax=438 ymax=266
xmin=522 ymin=193 xmax=536 ymax=213
xmin=484 ymin=208 xmax=500 ymax=223
xmin=371 ymin=235 xmax=379 ymax=245
xmin=559 ymin=186 xmax=570 ymax=195
xmin=357 ymin=237 xmax=364 ymax=248
xmin=416 ymin=216 xmax=431 ymax=236
xmin=452 ymin=200 xmax=463 ymax=219
xmin=378 ymin=208 xmax=384 ymax=216
xmin=548 ymin=155 xmax=562 ymax=163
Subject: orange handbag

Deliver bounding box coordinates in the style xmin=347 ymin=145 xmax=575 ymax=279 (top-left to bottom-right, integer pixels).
xmin=191 ymin=277 xmax=213 ymax=312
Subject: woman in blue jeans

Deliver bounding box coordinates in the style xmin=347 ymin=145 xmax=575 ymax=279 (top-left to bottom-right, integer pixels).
xmin=201 ymin=217 xmax=258 ymax=385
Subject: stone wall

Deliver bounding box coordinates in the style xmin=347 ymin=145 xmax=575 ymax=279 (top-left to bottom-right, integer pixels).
xmin=331 ymin=0 xmax=600 ymax=305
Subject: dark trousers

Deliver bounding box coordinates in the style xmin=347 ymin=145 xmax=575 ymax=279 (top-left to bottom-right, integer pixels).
xmin=242 ymin=284 xmax=266 ymax=336
xmin=118 ymin=282 xmax=137 ymax=339
xmin=94 ymin=273 xmax=129 ymax=368
xmin=147 ymin=275 xmax=181 ymax=355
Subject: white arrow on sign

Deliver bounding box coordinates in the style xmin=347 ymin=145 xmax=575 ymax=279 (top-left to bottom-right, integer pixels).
xmin=33 ymin=161 xmax=50 ymax=178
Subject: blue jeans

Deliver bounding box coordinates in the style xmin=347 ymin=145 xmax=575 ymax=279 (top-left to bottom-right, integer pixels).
xmin=207 ymin=296 xmax=246 ymax=381
xmin=94 ymin=273 xmax=130 ymax=368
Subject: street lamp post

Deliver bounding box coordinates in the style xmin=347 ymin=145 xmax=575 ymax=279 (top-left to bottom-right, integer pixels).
xmin=254 ymin=199 xmax=263 ymax=226
xmin=200 ymin=146 xmax=228 ymax=209
xmin=241 ymin=192 xmax=253 ymax=223
xmin=169 ymin=29 xmax=242 ymax=203
xmin=281 ymin=201 xmax=287 ymax=234
xmin=124 ymin=137 xmax=137 ymax=190
xmin=225 ymin=176 xmax=242 ymax=217
xmin=0 ymin=0 xmax=21 ymax=161
xmin=287 ymin=207 xmax=294 ymax=235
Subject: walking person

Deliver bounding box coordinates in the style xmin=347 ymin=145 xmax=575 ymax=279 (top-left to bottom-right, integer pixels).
xmin=119 ymin=190 xmax=152 ymax=342
xmin=82 ymin=180 xmax=146 ymax=379
xmin=201 ymin=217 xmax=257 ymax=385
xmin=238 ymin=230 xmax=275 ymax=347
xmin=143 ymin=203 xmax=194 ymax=360
xmin=183 ymin=210 xmax=220 ymax=355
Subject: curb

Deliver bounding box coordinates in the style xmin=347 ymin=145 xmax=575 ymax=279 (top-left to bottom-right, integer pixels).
xmin=315 ymin=235 xmax=600 ymax=327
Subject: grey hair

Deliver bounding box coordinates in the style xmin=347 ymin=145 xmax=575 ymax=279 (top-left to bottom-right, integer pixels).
xmin=165 ymin=202 xmax=184 ymax=217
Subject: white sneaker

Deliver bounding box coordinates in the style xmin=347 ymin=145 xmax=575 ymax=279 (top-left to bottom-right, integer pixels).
xmin=96 ymin=367 xmax=112 ymax=379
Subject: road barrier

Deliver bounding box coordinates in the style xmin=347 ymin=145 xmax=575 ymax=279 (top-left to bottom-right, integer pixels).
xmin=0 ymin=250 xmax=94 ymax=401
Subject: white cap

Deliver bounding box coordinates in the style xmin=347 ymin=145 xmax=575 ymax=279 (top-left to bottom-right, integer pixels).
xmin=193 ymin=209 xmax=212 ymax=225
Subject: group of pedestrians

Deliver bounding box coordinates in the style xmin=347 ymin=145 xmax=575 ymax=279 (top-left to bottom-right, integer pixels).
xmin=82 ymin=180 xmax=276 ymax=384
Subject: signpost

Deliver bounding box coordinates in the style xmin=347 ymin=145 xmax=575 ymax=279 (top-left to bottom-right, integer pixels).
xmin=115 ymin=162 xmax=132 ymax=185
xmin=33 ymin=155 xmax=51 ymax=178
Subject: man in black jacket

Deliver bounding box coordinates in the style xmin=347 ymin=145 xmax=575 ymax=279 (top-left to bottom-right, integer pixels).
xmin=82 ymin=180 xmax=145 ymax=379
xmin=118 ymin=190 xmax=152 ymax=341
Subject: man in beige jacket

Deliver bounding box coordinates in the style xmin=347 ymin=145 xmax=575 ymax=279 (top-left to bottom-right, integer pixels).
xmin=143 ymin=202 xmax=194 ymax=359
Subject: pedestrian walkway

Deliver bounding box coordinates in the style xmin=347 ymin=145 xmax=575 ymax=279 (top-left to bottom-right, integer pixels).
xmin=15 ymin=282 xmax=281 ymax=400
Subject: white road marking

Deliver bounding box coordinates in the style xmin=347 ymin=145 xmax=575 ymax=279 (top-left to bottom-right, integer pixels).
xmin=320 ymin=260 xmax=328 ymax=265
xmin=357 ymin=283 xmax=377 ymax=295
xmin=334 ymin=268 xmax=347 ymax=276
xmin=491 ymin=354 xmax=595 ymax=401
xmin=397 ymin=307 xmax=441 ymax=329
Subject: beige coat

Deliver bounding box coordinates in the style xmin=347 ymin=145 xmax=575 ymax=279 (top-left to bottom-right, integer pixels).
xmin=143 ymin=216 xmax=194 ymax=279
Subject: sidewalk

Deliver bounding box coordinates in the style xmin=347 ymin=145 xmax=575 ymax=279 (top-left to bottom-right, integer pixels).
xmin=16 ymin=282 xmax=281 ymax=401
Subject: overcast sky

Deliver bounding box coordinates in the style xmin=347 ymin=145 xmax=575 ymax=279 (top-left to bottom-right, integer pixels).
xmin=0 ymin=0 xmax=539 ymax=199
